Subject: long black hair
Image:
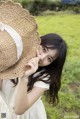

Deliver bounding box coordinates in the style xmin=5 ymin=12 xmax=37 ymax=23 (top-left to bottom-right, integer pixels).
xmin=11 ymin=33 xmax=67 ymax=105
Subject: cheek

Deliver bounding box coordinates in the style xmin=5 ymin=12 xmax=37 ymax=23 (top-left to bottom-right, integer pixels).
xmin=42 ymin=60 xmax=50 ymax=66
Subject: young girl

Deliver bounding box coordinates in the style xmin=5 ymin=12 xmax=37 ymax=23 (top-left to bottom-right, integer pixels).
xmin=0 ymin=33 xmax=67 ymax=119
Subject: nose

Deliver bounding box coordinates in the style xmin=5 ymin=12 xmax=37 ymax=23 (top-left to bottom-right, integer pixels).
xmin=40 ymin=54 xmax=47 ymax=60
xmin=36 ymin=50 xmax=47 ymax=60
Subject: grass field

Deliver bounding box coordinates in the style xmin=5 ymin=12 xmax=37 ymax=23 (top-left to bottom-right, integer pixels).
xmin=0 ymin=14 xmax=80 ymax=119
xmin=35 ymin=14 xmax=80 ymax=119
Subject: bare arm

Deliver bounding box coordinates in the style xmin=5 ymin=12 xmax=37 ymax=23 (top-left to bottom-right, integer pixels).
xmin=13 ymin=76 xmax=47 ymax=115
xmin=13 ymin=57 xmax=47 ymax=115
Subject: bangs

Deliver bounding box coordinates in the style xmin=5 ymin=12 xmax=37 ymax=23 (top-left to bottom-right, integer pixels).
xmin=42 ymin=44 xmax=61 ymax=51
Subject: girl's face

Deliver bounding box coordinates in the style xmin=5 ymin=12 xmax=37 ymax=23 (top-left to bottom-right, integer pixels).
xmin=36 ymin=45 xmax=58 ymax=67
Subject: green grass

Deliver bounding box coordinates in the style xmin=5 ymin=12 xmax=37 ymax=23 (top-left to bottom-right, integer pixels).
xmin=0 ymin=10 xmax=80 ymax=119
xmin=35 ymin=14 xmax=80 ymax=119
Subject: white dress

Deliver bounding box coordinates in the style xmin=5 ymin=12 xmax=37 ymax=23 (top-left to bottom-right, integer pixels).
xmin=0 ymin=73 xmax=49 ymax=119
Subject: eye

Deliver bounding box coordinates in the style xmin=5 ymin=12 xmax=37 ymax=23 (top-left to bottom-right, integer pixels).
xmin=42 ymin=46 xmax=48 ymax=53
xmin=47 ymin=57 xmax=52 ymax=63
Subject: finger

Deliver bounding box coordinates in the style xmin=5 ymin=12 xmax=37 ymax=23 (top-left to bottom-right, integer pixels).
xmin=32 ymin=56 xmax=40 ymax=61
xmin=27 ymin=61 xmax=36 ymax=67
xmin=25 ymin=62 xmax=34 ymax=71
xmin=26 ymin=62 xmax=34 ymax=67
xmin=30 ymin=57 xmax=39 ymax=62
xmin=34 ymin=57 xmax=40 ymax=62
xmin=29 ymin=58 xmax=39 ymax=65
xmin=25 ymin=63 xmax=37 ymax=74
xmin=36 ymin=50 xmax=40 ymax=60
xmin=36 ymin=50 xmax=39 ymax=57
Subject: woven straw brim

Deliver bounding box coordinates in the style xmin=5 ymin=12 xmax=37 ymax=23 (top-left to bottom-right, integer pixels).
xmin=0 ymin=1 xmax=41 ymax=79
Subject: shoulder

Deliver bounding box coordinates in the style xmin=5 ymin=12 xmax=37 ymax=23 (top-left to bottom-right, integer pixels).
xmin=33 ymin=69 xmax=50 ymax=90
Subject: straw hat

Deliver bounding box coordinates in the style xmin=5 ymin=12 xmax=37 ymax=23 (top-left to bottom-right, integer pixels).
xmin=0 ymin=1 xmax=41 ymax=79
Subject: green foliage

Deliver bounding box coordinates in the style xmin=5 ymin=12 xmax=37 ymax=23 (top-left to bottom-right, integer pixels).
xmin=62 ymin=61 xmax=80 ymax=83
xmin=36 ymin=14 xmax=80 ymax=119
xmin=29 ymin=0 xmax=44 ymax=15
xmin=14 ymin=0 xmax=80 ymax=15
xmin=21 ymin=0 xmax=29 ymax=8
xmin=73 ymin=6 xmax=80 ymax=13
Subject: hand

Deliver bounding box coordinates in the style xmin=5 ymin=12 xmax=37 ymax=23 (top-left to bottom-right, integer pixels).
xmin=24 ymin=57 xmax=39 ymax=77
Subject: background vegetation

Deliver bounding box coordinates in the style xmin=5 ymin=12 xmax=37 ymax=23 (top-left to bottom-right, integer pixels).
xmin=35 ymin=14 xmax=80 ymax=119
xmin=13 ymin=0 xmax=80 ymax=15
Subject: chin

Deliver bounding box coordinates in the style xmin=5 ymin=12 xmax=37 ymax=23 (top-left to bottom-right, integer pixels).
xmin=39 ymin=64 xmax=46 ymax=67
xmin=39 ymin=64 xmax=43 ymax=67
xmin=39 ymin=65 xmax=42 ymax=67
